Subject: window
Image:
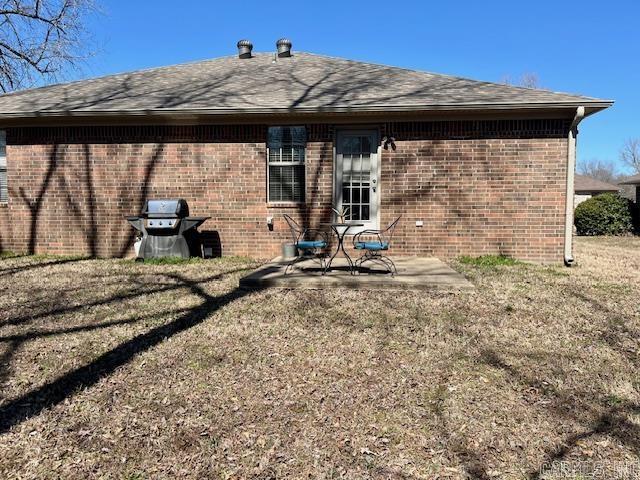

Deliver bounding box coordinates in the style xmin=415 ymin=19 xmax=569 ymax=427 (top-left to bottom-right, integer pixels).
xmin=0 ymin=131 xmax=6 ymax=203
xmin=267 ymin=126 xmax=306 ymax=203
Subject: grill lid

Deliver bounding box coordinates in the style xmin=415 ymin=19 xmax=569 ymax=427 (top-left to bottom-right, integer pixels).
xmin=142 ymin=199 xmax=189 ymax=218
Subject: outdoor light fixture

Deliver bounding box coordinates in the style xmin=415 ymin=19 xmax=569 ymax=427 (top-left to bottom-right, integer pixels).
xmin=382 ymin=136 xmax=396 ymax=150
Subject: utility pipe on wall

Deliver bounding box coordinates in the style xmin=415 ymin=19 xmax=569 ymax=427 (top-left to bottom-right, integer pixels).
xmin=564 ymin=106 xmax=585 ymax=266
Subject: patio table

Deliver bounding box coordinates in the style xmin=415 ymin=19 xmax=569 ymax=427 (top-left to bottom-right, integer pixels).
xmin=321 ymin=222 xmax=364 ymax=275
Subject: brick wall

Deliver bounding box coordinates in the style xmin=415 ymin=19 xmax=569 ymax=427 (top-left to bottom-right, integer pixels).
xmin=0 ymin=120 xmax=570 ymax=262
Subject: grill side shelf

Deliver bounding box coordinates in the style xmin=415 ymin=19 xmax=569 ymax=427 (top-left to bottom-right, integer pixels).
xmin=126 ymin=217 xmax=144 ymax=232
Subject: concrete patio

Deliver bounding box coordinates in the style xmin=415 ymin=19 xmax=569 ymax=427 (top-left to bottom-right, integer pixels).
xmin=239 ymin=256 xmax=474 ymax=291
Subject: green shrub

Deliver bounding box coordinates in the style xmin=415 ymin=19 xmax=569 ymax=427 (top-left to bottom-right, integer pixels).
xmin=574 ymin=193 xmax=633 ymax=236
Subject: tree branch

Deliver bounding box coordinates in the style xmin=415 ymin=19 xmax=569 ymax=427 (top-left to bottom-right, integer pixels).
xmin=0 ymin=0 xmax=94 ymax=91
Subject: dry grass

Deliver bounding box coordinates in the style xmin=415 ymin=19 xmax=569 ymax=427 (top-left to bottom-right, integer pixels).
xmin=0 ymin=237 xmax=639 ymax=479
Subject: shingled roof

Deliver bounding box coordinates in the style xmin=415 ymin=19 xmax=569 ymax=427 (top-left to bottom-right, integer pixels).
xmin=0 ymin=52 xmax=613 ymax=119
xmin=618 ymin=174 xmax=640 ymax=185
xmin=574 ymin=174 xmax=620 ymax=193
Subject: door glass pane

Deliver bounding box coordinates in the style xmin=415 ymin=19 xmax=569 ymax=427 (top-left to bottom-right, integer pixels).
xmin=361 ymin=136 xmax=371 ymax=153
xmin=352 ymin=187 xmax=360 ymax=204
xmin=342 ymin=137 xmax=358 ymax=154
xmin=340 ymin=134 xmax=374 ymax=224
xmin=342 ymin=187 xmax=350 ymax=204
xmin=361 ymin=153 xmax=370 ymax=172
xmin=342 ymin=154 xmax=352 ymax=173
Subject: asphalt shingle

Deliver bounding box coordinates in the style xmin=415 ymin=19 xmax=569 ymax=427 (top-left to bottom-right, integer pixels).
xmin=574 ymin=174 xmax=619 ymax=193
xmin=0 ymin=52 xmax=613 ymax=118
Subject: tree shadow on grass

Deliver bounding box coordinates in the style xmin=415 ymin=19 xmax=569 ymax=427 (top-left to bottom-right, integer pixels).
xmin=0 ymin=256 xmax=87 ymax=277
xmin=0 ymin=267 xmax=260 ymax=434
xmin=479 ymin=349 xmax=640 ymax=480
xmin=0 ymin=307 xmax=196 ymax=343
xmin=0 ymin=340 xmax=19 ymax=387
xmin=1 ymin=266 xmax=249 ymax=328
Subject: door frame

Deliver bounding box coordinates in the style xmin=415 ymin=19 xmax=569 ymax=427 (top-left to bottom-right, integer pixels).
xmin=332 ymin=127 xmax=382 ymax=234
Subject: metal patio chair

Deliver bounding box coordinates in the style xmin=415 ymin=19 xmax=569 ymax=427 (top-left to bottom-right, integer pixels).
xmin=283 ymin=214 xmax=328 ymax=275
xmin=352 ymin=216 xmax=401 ymax=275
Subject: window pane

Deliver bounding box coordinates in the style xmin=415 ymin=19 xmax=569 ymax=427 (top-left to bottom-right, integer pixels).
xmin=290 ymin=127 xmax=306 ymax=146
xmin=268 ymin=166 xmax=283 ymax=201
xmin=269 ymin=165 xmax=304 ymax=202
xmin=293 ymin=146 xmax=305 ymax=162
xmin=0 ymin=130 xmax=6 ymax=202
xmin=0 ymin=130 xmax=5 ymax=167
xmin=361 ymin=205 xmax=370 ymax=220
xmin=0 ymin=168 xmax=6 ymax=203
xmin=293 ymin=164 xmax=305 ymax=202
xmin=281 ymin=147 xmax=293 ymax=162
xmin=268 ymin=126 xmax=306 ymax=148
xmin=267 ymin=127 xmax=306 ymax=202
xmin=282 ymin=181 xmax=294 ymax=202
xmin=268 ymin=148 xmax=283 ymax=163
xmin=268 ymin=127 xmax=283 ymax=148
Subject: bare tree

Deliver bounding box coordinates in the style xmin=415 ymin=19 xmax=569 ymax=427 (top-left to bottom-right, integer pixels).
xmin=519 ymin=72 xmax=539 ymax=89
xmin=0 ymin=0 xmax=95 ymax=92
xmin=620 ymin=138 xmax=640 ymax=174
xmin=500 ymin=72 xmax=540 ymax=89
xmin=577 ymin=158 xmax=621 ymax=183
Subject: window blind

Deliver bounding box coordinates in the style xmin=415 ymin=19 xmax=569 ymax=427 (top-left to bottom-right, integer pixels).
xmin=268 ymin=126 xmax=306 ymax=203
xmin=0 ymin=131 xmax=6 ymax=203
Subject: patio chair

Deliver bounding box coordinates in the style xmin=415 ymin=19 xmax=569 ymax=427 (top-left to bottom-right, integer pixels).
xmin=282 ymin=214 xmax=328 ymax=275
xmin=352 ymin=216 xmax=401 ymax=275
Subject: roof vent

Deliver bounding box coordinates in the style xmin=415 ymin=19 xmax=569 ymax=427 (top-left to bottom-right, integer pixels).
xmin=276 ymin=38 xmax=292 ymax=58
xmin=237 ymin=39 xmax=253 ymax=59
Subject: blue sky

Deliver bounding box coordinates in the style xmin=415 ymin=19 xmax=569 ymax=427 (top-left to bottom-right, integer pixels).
xmin=83 ymin=0 xmax=638 ymax=172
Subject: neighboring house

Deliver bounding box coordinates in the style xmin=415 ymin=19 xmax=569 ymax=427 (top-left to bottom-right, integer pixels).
xmin=619 ymin=174 xmax=640 ymax=203
xmin=574 ymin=174 xmax=620 ymax=207
xmin=0 ymin=40 xmax=613 ymax=264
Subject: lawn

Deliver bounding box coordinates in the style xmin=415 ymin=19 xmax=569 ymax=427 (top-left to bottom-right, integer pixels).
xmin=0 ymin=237 xmax=639 ymax=479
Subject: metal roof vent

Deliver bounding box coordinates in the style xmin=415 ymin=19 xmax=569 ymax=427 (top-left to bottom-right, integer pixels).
xmin=237 ymin=39 xmax=253 ymax=59
xmin=276 ymin=38 xmax=292 ymax=58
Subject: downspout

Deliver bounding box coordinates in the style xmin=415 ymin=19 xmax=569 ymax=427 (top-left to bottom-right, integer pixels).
xmin=564 ymin=106 xmax=585 ymax=266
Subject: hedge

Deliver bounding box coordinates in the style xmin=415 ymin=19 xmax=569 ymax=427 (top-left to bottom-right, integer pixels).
xmin=574 ymin=193 xmax=634 ymax=236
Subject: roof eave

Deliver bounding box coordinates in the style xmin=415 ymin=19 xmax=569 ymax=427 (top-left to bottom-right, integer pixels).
xmin=0 ymin=100 xmax=614 ymax=120
xmin=575 ymin=188 xmax=619 ymax=193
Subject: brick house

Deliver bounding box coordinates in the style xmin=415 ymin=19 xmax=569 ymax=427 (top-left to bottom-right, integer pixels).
xmin=0 ymin=40 xmax=612 ymax=263
xmin=574 ymin=174 xmax=620 ymax=207
xmin=619 ymin=174 xmax=640 ymax=204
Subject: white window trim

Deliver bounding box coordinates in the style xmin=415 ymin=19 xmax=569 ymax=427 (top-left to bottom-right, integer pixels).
xmin=0 ymin=130 xmax=6 ymax=204
xmin=266 ymin=135 xmax=307 ymax=205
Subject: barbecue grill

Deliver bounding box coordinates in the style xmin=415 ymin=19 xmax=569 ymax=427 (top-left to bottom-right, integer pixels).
xmin=126 ymin=199 xmax=210 ymax=259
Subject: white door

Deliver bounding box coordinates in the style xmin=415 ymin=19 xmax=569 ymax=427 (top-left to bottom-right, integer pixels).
xmin=335 ymin=130 xmax=380 ymax=232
